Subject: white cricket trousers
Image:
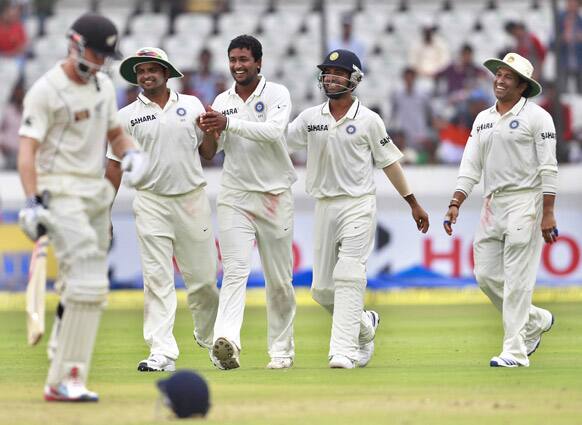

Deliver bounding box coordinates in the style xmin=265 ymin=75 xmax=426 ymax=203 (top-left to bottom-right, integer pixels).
xmin=40 ymin=175 xmax=114 ymax=387
xmin=133 ymin=187 xmax=219 ymax=360
xmin=474 ymin=189 xmax=550 ymax=366
xmin=311 ymin=195 xmax=377 ymax=361
xmin=214 ymin=187 xmax=296 ymax=359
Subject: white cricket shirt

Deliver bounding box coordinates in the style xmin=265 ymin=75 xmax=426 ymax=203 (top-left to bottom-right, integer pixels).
xmin=212 ymin=76 xmax=297 ymax=194
xmin=456 ymin=97 xmax=558 ymax=198
xmin=19 ymin=62 xmax=119 ymax=179
xmin=109 ymin=91 xmax=207 ymax=195
xmin=287 ymin=98 xmax=403 ymax=199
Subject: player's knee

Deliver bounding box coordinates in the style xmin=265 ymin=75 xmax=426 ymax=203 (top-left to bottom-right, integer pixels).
xmin=333 ymin=257 xmax=366 ymax=286
xmin=312 ymin=288 xmax=334 ymax=308
xmin=62 ymin=254 xmax=109 ymax=304
xmin=222 ymin=258 xmax=251 ymax=282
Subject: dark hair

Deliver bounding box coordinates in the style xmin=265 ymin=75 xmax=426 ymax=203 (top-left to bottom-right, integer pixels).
xmin=228 ymin=35 xmax=263 ymax=61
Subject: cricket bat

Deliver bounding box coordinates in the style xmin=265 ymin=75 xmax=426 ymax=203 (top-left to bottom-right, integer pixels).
xmin=26 ymin=233 xmax=49 ymax=346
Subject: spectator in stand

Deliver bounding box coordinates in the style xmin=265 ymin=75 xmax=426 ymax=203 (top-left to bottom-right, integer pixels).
xmin=504 ymin=21 xmax=546 ymax=81
xmin=0 ymin=3 xmax=27 ymax=58
xmin=328 ymin=13 xmax=366 ymax=69
xmin=554 ymin=0 xmax=582 ymax=93
xmin=539 ymin=81 xmax=575 ymax=162
xmin=408 ymin=22 xmax=451 ymax=78
xmin=0 ymin=78 xmax=25 ymax=170
xmin=184 ymin=48 xmax=225 ymax=106
xmin=434 ymin=44 xmax=487 ymax=104
xmin=33 ymin=0 xmax=58 ymax=37
xmin=436 ymin=89 xmax=490 ymax=164
xmin=390 ymin=67 xmax=435 ymax=163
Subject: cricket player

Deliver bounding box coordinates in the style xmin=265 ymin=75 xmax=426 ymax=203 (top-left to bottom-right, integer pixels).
xmin=17 ymin=13 xmax=148 ymax=401
xmin=196 ymin=35 xmax=297 ymax=370
xmin=444 ymin=53 xmax=557 ymax=368
xmin=286 ymin=49 xmax=430 ymax=368
xmin=105 ymin=47 xmax=220 ymax=372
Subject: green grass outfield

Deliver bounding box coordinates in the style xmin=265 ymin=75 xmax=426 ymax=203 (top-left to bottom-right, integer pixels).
xmin=1 ymin=288 xmax=581 ymax=425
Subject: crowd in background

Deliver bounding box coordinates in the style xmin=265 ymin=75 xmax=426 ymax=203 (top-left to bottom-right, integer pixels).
xmin=2 ymin=0 xmax=582 ymax=170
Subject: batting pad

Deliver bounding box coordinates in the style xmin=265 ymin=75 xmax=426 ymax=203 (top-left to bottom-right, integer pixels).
xmin=46 ymin=300 xmax=103 ymax=387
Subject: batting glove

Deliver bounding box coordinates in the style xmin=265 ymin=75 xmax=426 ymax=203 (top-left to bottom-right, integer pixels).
xmin=121 ymin=149 xmax=149 ymax=188
xmin=18 ymin=195 xmax=52 ymax=241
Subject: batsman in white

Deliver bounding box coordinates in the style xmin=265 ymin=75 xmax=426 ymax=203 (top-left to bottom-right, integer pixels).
xmin=196 ymin=35 xmax=297 ymax=370
xmin=286 ymin=50 xmax=430 ymax=369
xmin=105 ymin=47 xmax=219 ymax=372
xmin=444 ymin=53 xmax=557 ymax=368
xmin=17 ymin=13 xmax=148 ymax=401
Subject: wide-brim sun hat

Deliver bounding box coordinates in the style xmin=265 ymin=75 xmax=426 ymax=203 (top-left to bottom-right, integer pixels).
xmin=119 ymin=47 xmax=183 ymax=85
xmin=483 ymin=52 xmax=542 ymax=98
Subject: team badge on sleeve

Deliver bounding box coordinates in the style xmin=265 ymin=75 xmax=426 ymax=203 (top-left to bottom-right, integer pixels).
xmin=255 ymin=101 xmax=265 ymax=112
xmin=346 ymin=124 xmax=356 ymax=134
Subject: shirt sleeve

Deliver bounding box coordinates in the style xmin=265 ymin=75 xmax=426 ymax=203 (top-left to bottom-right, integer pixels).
xmin=533 ymin=108 xmax=558 ymax=195
xmin=226 ymin=85 xmax=291 ymax=143
xmin=286 ymin=112 xmax=307 ymax=153
xmin=106 ymin=108 xmax=131 ymax=162
xmin=18 ymin=81 xmax=51 ymax=143
xmin=455 ymin=118 xmax=482 ymax=198
xmin=211 ymin=95 xmax=226 ymax=153
xmin=192 ymin=97 xmax=205 ymax=148
xmin=368 ymin=113 xmax=403 ymax=169
xmin=103 ymin=77 xmax=121 ymax=131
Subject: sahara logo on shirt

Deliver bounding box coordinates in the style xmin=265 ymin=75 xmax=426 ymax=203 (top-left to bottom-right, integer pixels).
xmin=307 ymin=124 xmax=329 ymax=132
xmin=222 ymin=108 xmax=238 ymax=116
xmin=379 ymin=136 xmax=393 ymax=146
xmin=540 ymin=132 xmax=556 ymax=140
xmin=476 ymin=122 xmax=494 ymax=133
xmin=130 ymin=114 xmax=157 ymax=127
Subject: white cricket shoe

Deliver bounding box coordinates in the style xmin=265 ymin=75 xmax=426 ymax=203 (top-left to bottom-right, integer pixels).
xmin=44 ymin=367 xmax=98 ymax=402
xmin=490 ymin=356 xmax=525 ymax=368
xmin=525 ymin=313 xmax=554 ymax=356
xmin=137 ymin=354 xmax=176 ymax=372
xmin=212 ymin=337 xmax=240 ymax=370
xmin=357 ymin=310 xmax=380 ymax=367
xmin=267 ymin=357 xmax=293 ymax=369
xmin=329 ymin=355 xmax=356 ymax=369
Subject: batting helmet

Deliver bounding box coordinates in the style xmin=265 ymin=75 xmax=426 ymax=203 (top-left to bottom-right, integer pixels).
xmin=157 ymin=370 xmax=210 ymax=418
xmin=68 ymin=13 xmax=121 ymax=59
xmin=317 ymin=49 xmax=364 ymax=87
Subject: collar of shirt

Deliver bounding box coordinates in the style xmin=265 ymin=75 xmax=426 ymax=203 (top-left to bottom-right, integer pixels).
xmin=489 ymin=96 xmax=527 ymax=117
xmin=137 ymin=89 xmax=178 ymax=110
xmin=321 ymin=96 xmax=361 ymax=124
xmin=227 ymin=74 xmax=267 ymax=101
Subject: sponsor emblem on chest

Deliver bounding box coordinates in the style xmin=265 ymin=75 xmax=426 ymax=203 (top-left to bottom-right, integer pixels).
xmin=130 ymin=114 xmax=157 ymax=127
xmin=307 ymin=124 xmax=328 ymax=132
xmin=255 ymin=101 xmax=265 ymax=113
xmin=346 ymin=124 xmax=356 ymax=134
xmin=477 ymin=122 xmax=494 ymax=132
xmin=222 ymin=108 xmax=238 ymax=116
xmin=176 ymin=107 xmax=186 ymax=117
xmin=509 ymin=119 xmax=519 ymax=129
xmin=74 ymin=109 xmax=90 ymax=122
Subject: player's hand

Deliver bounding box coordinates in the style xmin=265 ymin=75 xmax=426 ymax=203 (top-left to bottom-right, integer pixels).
xmin=411 ymin=205 xmax=429 ymax=233
xmin=541 ymin=211 xmax=558 ymax=244
xmin=198 ymin=107 xmax=227 ymax=133
xmin=443 ymin=206 xmax=459 ymax=236
xmin=18 ymin=195 xmax=52 ymax=241
xmin=121 ymin=149 xmax=149 ymax=187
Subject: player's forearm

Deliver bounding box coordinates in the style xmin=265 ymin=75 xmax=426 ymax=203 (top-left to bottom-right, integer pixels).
xmin=108 ymin=127 xmax=136 ymax=159
xmin=226 ymin=117 xmax=286 ymax=143
xmin=105 ymin=159 xmax=123 ymax=194
xmin=542 ymin=193 xmax=556 ymax=214
xmin=382 ymin=161 xmax=412 ymax=197
xmin=199 ymin=133 xmax=218 ymax=160
xmin=449 ymin=191 xmax=467 ymax=209
xmin=18 ymin=137 xmax=39 ymax=197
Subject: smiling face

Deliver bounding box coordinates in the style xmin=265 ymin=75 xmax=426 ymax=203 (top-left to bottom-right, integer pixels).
xmin=492 ymin=65 xmax=528 ymax=103
xmin=135 ymin=62 xmax=168 ymax=91
xmin=228 ymin=47 xmax=261 ymax=86
xmin=320 ymin=66 xmax=352 ymax=99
